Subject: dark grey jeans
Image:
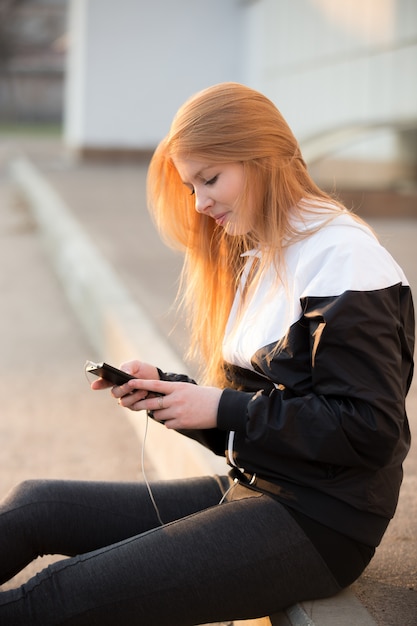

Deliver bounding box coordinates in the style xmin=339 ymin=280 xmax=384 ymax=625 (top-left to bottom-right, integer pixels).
xmin=0 ymin=477 xmax=341 ymax=625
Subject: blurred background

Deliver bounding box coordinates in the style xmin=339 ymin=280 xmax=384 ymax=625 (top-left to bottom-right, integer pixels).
xmin=0 ymin=0 xmax=416 ymax=216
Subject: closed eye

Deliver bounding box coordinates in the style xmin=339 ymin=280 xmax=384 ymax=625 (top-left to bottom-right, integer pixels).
xmin=183 ymin=173 xmax=217 ymax=195
xmin=205 ymin=175 xmax=218 ymax=186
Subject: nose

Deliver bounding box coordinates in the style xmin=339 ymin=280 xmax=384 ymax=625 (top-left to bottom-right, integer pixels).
xmin=194 ymin=188 xmax=213 ymax=214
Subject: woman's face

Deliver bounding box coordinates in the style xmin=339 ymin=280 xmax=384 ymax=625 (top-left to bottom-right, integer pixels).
xmin=173 ymin=157 xmax=253 ymax=236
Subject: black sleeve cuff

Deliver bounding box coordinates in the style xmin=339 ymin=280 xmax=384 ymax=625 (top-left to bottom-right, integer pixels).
xmin=217 ymin=388 xmax=254 ymax=432
xmin=157 ymin=368 xmax=197 ymax=384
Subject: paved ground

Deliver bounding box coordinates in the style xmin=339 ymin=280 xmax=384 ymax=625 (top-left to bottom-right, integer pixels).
xmin=1 ymin=134 xmax=416 ymax=625
xmin=0 ymin=151 xmax=152 ymax=589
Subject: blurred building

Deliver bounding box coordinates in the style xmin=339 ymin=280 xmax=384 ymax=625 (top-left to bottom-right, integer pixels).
xmin=0 ymin=0 xmax=67 ymax=124
xmin=64 ymin=0 xmax=243 ymax=157
xmin=2 ymin=0 xmax=416 ymax=211
xmin=63 ymin=0 xmax=416 ymax=206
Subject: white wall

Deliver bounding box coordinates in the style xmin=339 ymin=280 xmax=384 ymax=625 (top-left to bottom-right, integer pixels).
xmin=64 ymin=0 xmax=243 ymax=150
xmin=241 ymin=0 xmax=417 ymax=162
xmin=64 ymin=0 xmax=417 ymax=169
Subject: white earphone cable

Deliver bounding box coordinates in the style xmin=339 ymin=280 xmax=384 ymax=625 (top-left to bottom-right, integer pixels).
xmin=141 ymin=412 xmax=164 ymax=526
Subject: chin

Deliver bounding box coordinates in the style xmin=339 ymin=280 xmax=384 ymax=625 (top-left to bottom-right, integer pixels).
xmin=225 ymin=224 xmax=250 ymax=237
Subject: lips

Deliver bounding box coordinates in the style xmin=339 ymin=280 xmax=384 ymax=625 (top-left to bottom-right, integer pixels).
xmin=213 ymin=212 xmax=228 ymax=226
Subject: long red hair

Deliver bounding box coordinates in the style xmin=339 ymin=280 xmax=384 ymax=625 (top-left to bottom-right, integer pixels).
xmin=147 ymin=82 xmax=347 ymax=385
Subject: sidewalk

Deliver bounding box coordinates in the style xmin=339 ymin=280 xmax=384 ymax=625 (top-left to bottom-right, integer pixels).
xmin=0 ymin=140 xmax=150 ymax=589
xmin=4 ymin=134 xmax=417 ymax=625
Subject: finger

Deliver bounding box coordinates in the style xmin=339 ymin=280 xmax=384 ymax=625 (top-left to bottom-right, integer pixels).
xmin=111 ymin=383 xmax=146 ymax=399
xmin=115 ymin=389 xmax=149 ymax=404
xmin=141 ymin=394 xmax=166 ymax=416
xmin=126 ymin=378 xmax=169 ymax=397
xmin=120 ymin=360 xmax=141 ymax=377
xmin=90 ymin=378 xmax=112 ymax=390
xmin=119 ymin=387 xmax=167 ymax=413
xmin=111 ymin=384 xmax=130 ymax=398
xmin=155 ymin=395 xmax=165 ymax=411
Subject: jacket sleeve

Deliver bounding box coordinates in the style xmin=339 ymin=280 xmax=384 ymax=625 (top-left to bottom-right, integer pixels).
xmin=217 ymin=283 xmax=414 ymax=470
xmin=157 ymin=370 xmax=228 ymax=456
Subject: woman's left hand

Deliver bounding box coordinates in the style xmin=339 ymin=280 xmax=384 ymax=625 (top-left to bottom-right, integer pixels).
xmin=112 ymin=378 xmax=222 ymax=430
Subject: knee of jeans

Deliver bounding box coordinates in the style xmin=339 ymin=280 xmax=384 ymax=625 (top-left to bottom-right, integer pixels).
xmin=3 ymin=479 xmax=52 ymax=508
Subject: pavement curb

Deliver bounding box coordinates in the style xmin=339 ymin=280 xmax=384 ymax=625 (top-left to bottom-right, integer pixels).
xmin=8 ymin=154 xmax=379 ymax=626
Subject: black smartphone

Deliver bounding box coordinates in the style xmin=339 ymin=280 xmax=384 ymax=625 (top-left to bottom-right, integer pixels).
xmin=85 ymin=361 xmax=135 ymax=386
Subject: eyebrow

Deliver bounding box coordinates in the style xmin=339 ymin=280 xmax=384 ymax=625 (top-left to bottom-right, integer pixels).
xmin=194 ymin=167 xmax=210 ymax=179
xmin=182 ymin=165 xmax=214 ymax=186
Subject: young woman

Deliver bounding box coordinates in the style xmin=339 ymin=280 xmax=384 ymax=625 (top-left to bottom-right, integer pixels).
xmin=0 ymin=83 xmax=414 ymax=625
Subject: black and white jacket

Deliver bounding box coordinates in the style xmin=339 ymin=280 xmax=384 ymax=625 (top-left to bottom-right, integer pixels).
xmin=163 ymin=209 xmax=415 ymax=548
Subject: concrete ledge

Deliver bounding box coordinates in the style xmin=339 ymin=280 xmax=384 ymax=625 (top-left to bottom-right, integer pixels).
xmin=284 ymin=587 xmax=377 ymax=626
xmin=234 ymin=587 xmax=378 ymax=626
xmin=9 ymin=155 xmax=378 ymax=626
